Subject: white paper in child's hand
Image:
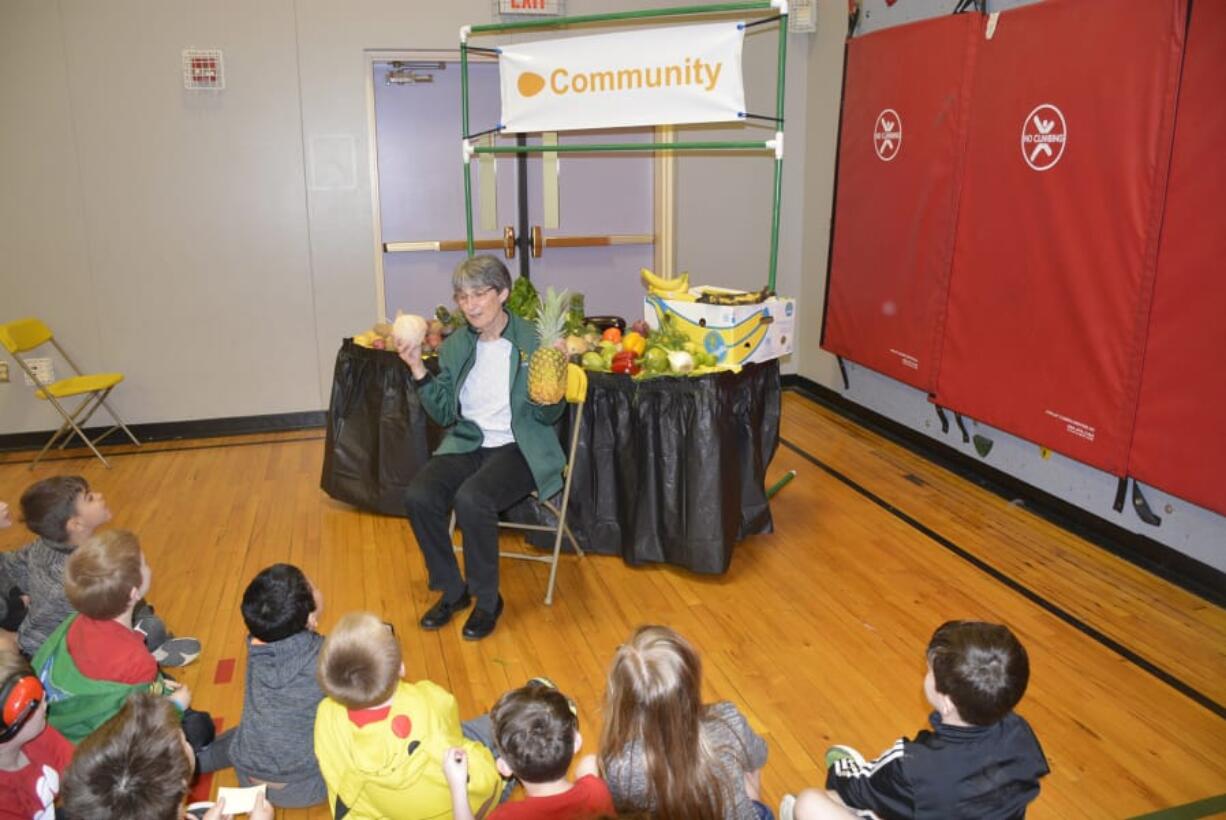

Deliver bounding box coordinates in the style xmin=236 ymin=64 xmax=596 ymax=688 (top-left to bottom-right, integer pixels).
xmin=217 ymin=784 xmax=267 ymax=815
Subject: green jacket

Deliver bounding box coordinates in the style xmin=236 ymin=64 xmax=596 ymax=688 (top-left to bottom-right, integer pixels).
xmin=33 ymin=614 xmax=174 ymax=742
xmin=416 ymin=310 xmax=566 ymax=499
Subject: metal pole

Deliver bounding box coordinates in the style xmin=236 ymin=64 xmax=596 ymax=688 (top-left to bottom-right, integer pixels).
xmin=473 ymin=140 xmax=771 ymax=155
xmin=461 ymin=40 xmax=475 ymax=256
xmin=470 ymin=2 xmax=775 ymax=35
xmin=766 ymin=469 xmax=796 ymax=499
xmin=516 ymin=134 xmax=530 ymax=278
xmin=767 ymin=12 xmax=788 ymax=293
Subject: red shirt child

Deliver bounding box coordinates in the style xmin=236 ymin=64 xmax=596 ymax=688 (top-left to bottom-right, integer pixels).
xmin=0 ymin=658 xmax=75 ymax=820
xmin=444 ymin=680 xmax=616 ymax=820
xmin=66 ymin=614 xmax=158 ymax=684
xmin=489 ymin=773 xmax=615 ymax=820
xmin=0 ymin=725 xmax=74 ymax=820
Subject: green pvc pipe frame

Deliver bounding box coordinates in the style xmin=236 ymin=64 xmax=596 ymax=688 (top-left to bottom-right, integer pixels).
xmin=459 ymin=0 xmax=789 ymax=293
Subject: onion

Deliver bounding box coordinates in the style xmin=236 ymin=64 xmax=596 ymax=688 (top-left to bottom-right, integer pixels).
xmin=667 ymin=350 xmax=695 ymax=374
xmin=392 ymin=314 xmax=429 ymax=348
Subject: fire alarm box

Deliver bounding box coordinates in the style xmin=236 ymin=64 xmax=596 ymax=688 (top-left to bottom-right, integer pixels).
xmin=182 ymin=49 xmax=224 ymax=90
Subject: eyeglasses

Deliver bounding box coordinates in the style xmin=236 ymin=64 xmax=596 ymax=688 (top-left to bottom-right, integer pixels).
xmin=454 ymin=286 xmax=496 ymax=306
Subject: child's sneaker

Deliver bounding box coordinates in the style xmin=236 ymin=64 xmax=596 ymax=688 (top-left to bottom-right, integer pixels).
xmin=152 ymin=636 xmax=202 ymax=667
xmin=133 ymin=612 xmax=169 ymax=648
xmin=826 ymin=744 xmax=868 ymax=774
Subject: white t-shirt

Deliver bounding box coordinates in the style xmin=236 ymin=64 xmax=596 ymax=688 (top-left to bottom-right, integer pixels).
xmin=459 ymin=337 xmax=515 ymax=448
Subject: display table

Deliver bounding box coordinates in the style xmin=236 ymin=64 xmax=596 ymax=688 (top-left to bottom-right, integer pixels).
xmin=320 ymin=340 xmax=441 ymax=517
xmin=564 ymin=361 xmax=779 ymax=574
xmin=321 ymin=339 xmax=779 ymax=574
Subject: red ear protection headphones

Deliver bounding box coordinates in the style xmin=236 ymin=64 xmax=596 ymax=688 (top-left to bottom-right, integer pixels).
xmin=0 ymin=674 xmax=44 ymax=743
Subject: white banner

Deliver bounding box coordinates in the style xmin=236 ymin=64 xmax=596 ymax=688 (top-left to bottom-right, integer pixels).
xmin=498 ymin=21 xmax=745 ymax=133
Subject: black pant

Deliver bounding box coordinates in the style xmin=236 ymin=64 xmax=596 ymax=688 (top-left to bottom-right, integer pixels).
xmin=182 ymin=707 xmax=216 ymax=772
xmin=404 ymin=444 xmax=535 ymax=611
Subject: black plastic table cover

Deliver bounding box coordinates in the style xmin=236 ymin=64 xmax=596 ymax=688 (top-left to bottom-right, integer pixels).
xmin=321 ymin=339 xmax=441 ymax=516
xmin=565 ymin=361 xmax=780 ymax=574
xmin=321 ymin=337 xmax=780 ymax=574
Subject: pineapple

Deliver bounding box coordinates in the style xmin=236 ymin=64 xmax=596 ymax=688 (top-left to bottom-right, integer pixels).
xmin=528 ymin=287 xmax=570 ymax=404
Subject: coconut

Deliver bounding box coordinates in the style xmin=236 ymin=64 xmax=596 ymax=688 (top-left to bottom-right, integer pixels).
xmin=392 ymin=314 xmax=429 ymax=349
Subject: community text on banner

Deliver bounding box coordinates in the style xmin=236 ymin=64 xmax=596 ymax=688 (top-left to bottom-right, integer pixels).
xmin=498 ymin=21 xmax=746 ymax=133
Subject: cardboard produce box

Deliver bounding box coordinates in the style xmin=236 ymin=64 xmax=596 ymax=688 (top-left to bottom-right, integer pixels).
xmin=644 ymin=292 xmax=795 ymax=366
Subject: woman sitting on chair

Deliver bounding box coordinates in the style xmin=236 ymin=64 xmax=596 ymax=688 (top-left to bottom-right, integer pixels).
xmin=397 ymin=255 xmax=565 ymax=641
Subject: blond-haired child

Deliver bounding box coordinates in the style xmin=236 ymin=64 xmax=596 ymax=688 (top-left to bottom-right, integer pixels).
xmin=32 ymin=530 xmax=214 ymax=750
xmin=314 ymin=611 xmax=502 ymax=818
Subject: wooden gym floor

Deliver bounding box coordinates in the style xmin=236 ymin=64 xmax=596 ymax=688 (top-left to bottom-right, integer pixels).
xmin=0 ymin=389 xmax=1223 ymax=818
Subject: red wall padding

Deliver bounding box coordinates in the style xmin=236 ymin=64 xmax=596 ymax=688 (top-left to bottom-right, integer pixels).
xmin=932 ymin=0 xmax=1187 ymax=475
xmin=822 ymin=14 xmax=978 ymax=391
xmin=1127 ymin=0 xmax=1226 ymax=515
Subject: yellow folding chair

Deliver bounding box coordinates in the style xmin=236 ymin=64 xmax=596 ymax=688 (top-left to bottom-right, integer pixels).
xmin=452 ymin=365 xmax=588 ymax=606
xmin=0 ymin=317 xmax=140 ymax=468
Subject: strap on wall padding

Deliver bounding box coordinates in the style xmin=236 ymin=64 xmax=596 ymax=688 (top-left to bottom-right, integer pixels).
xmin=935 ymin=405 xmax=950 ymax=435
xmin=1113 ymin=476 xmax=1129 ymax=513
xmin=954 ymin=412 xmax=970 ymax=444
xmin=837 ymin=356 xmax=849 ymax=391
xmin=1131 ymin=480 xmax=1162 ymax=526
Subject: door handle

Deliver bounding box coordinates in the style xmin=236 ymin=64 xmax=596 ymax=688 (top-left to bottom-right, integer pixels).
xmin=383 ymin=226 xmax=518 ymax=260
xmin=528 ymin=226 xmax=654 ymax=258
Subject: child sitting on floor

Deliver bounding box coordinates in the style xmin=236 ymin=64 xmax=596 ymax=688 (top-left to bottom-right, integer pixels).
xmin=314 ymin=611 xmax=503 ymax=819
xmin=60 ymin=690 xmax=273 ymax=820
xmin=780 ymin=620 xmax=1049 ymax=820
xmin=0 ymin=649 xmax=73 ymax=819
xmin=598 ymin=625 xmax=772 ymax=820
xmin=0 ymin=500 xmax=23 ymax=653
xmin=31 ymin=530 xmax=214 ymax=751
xmin=0 ymin=476 xmax=198 ymax=664
xmin=444 ymin=677 xmax=615 ymax=820
xmin=198 ymin=563 xmax=327 ymax=807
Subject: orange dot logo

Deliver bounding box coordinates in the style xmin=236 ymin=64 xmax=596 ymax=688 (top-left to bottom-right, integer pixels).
xmin=518 ymin=72 xmax=546 ymax=97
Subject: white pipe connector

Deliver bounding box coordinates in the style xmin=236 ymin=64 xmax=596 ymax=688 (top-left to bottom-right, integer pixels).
xmin=463 ymin=139 xmax=475 ymax=164
xmin=459 ymin=25 xmax=472 ymax=44
xmin=771 ymin=0 xmax=789 ymax=15
xmin=767 ymin=131 xmax=784 ymax=159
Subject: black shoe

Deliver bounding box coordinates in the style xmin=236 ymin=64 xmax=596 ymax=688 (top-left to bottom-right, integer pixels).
xmin=419 ymin=591 xmax=472 ymax=630
xmin=462 ymin=596 xmax=504 ymax=641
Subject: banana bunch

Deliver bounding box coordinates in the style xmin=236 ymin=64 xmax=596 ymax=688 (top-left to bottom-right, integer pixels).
xmin=565 ymin=363 xmax=588 ymax=403
xmin=640 ymin=268 xmax=696 ymax=302
xmin=695 ymin=286 xmax=773 ymax=306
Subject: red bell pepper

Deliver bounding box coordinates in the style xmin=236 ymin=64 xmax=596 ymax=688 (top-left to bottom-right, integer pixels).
xmin=611 ymin=351 xmax=641 ymax=375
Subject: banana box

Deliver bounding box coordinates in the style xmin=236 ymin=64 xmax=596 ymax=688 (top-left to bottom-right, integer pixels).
xmin=644 ymin=292 xmax=795 ymax=366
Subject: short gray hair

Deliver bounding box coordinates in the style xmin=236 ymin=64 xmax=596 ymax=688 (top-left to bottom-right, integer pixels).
xmin=453 ymin=255 xmax=512 ymax=295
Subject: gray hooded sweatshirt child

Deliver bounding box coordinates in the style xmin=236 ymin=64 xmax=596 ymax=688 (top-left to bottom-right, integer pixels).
xmin=226 ymin=630 xmax=326 ymax=792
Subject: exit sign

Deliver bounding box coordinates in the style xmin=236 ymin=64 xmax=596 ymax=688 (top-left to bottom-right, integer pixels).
xmin=498 ymin=0 xmax=563 ymax=15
